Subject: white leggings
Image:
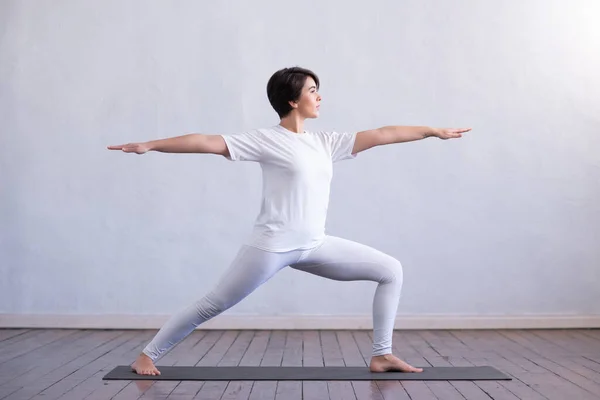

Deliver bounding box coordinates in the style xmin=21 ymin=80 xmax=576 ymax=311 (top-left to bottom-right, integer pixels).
xmin=142 ymin=235 xmax=404 ymax=360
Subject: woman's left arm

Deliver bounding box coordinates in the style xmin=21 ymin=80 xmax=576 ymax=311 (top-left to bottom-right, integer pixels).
xmin=352 ymin=126 xmax=472 ymax=154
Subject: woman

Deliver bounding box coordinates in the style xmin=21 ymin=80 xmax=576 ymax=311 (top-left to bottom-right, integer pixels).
xmin=108 ymin=67 xmax=470 ymax=375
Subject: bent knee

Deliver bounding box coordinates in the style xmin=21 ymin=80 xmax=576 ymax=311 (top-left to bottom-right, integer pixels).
xmin=381 ymin=258 xmax=403 ymax=285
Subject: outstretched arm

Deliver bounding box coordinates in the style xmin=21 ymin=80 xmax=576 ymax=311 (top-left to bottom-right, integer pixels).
xmin=352 ymin=126 xmax=472 ymax=154
xmin=107 ymin=134 xmax=230 ymax=157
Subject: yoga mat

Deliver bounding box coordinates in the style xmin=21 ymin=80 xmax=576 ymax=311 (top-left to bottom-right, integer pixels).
xmin=103 ymin=366 xmax=511 ymax=381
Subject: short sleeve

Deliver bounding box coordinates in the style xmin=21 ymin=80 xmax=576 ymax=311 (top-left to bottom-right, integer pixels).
xmin=326 ymin=131 xmax=358 ymax=163
xmin=220 ymin=130 xmax=263 ymax=162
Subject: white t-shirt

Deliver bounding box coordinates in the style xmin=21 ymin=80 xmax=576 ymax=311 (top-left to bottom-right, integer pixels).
xmin=221 ymin=124 xmax=358 ymax=252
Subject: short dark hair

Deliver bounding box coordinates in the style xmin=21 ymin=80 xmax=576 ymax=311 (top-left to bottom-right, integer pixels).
xmin=266 ymin=67 xmax=320 ymax=118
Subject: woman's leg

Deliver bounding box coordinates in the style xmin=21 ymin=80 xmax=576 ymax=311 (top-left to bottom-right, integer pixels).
xmin=290 ymin=235 xmax=422 ymax=372
xmin=133 ymin=245 xmax=298 ymax=375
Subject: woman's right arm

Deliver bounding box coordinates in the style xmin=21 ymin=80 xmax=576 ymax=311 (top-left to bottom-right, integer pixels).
xmin=107 ymin=134 xmax=229 ymax=157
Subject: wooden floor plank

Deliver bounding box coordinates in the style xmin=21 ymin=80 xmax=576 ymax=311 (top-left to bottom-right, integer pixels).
xmin=282 ymin=331 xmax=303 ymax=367
xmin=576 ymin=356 xmax=600 ymax=374
xmin=0 ymin=330 xmax=40 ymax=351
xmin=239 ymin=331 xmax=270 ymax=367
xmin=302 ymin=381 xmax=328 ymax=400
xmin=0 ymin=329 xmax=30 ymax=343
xmin=463 ymin=330 xmax=545 ymax=373
xmin=248 ymin=381 xmax=276 ymax=400
xmin=578 ymin=329 xmax=600 ymax=343
xmin=568 ymin=330 xmax=600 ymax=352
xmin=320 ymin=331 xmax=344 ymax=367
xmin=0 ymin=330 xmax=94 ymax=384
xmin=220 ymin=381 xmax=253 ymax=400
xmin=260 ymin=330 xmax=286 ymax=367
xmin=219 ymin=331 xmax=255 ymax=367
xmin=0 ymin=329 xmax=81 ymax=365
xmin=351 ymin=381 xmax=385 ymax=400
xmin=350 ymin=331 xmax=372 ymax=367
xmin=301 ymin=331 xmax=323 ymax=367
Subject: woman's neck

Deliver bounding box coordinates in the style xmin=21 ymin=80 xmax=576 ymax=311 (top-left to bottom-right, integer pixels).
xmin=279 ymin=114 xmax=305 ymax=134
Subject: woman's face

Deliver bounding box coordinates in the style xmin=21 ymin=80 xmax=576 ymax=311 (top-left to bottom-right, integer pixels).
xmin=292 ymin=77 xmax=321 ymax=118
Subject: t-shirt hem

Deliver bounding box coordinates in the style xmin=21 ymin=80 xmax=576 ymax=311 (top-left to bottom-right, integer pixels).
xmin=241 ymin=236 xmax=327 ymax=253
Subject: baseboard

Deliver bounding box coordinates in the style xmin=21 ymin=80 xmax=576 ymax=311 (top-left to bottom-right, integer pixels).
xmin=1 ymin=314 xmax=598 ymax=330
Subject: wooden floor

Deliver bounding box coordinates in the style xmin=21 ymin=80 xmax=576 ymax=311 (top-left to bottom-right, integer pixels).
xmin=0 ymin=329 xmax=599 ymax=400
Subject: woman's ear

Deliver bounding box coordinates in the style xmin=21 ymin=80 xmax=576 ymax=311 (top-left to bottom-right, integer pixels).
xmin=288 ymin=100 xmax=298 ymax=109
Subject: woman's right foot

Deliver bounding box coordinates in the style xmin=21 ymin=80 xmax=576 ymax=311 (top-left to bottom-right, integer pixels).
xmin=370 ymin=354 xmax=423 ymax=373
xmin=131 ymin=353 xmax=161 ymax=376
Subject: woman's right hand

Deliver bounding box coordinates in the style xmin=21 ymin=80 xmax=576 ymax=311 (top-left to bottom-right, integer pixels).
xmin=107 ymin=142 xmax=150 ymax=154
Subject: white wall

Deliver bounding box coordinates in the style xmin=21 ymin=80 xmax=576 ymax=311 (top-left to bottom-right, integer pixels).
xmin=1 ymin=0 xmax=599 ymax=329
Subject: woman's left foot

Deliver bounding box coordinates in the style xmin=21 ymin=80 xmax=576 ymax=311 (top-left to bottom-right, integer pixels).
xmin=370 ymin=354 xmax=423 ymax=372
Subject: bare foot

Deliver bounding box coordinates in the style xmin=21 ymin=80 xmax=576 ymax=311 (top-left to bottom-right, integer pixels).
xmin=370 ymin=354 xmax=423 ymax=373
xmin=131 ymin=353 xmax=161 ymax=376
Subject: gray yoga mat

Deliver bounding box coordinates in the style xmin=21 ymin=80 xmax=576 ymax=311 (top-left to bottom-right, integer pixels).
xmin=103 ymin=365 xmax=511 ymax=381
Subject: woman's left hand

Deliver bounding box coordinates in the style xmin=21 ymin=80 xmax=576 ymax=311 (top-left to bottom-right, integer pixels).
xmin=433 ymin=127 xmax=472 ymax=140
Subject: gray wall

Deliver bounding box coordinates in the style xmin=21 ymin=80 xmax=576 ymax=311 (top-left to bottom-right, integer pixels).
xmin=1 ymin=0 xmax=599 ymax=325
